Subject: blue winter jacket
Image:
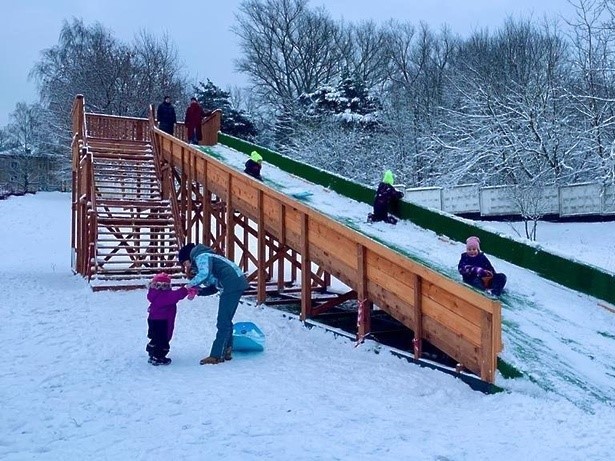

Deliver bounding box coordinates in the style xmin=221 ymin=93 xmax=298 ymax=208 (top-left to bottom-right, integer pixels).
xmin=186 ymin=244 xmax=249 ymax=293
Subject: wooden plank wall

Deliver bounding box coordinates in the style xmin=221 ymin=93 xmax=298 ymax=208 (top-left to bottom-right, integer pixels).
xmin=154 ymin=130 xmax=503 ymax=383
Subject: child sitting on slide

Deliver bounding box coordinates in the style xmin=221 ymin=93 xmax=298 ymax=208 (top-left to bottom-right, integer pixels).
xmin=457 ymin=236 xmax=507 ymax=297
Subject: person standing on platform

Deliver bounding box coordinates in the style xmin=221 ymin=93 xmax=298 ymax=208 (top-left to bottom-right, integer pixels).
xmin=185 ymin=97 xmax=210 ymax=144
xmin=156 ymin=96 xmax=177 ymax=136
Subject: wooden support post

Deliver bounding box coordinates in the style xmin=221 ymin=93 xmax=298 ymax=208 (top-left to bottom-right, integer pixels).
xmin=257 ymin=190 xmax=266 ymax=304
xmin=277 ymin=203 xmax=286 ymax=291
xmin=480 ymin=310 xmax=495 ymax=383
xmin=356 ymin=244 xmax=372 ymax=341
xmin=291 ymin=249 xmax=298 ymax=283
xmin=203 ymin=160 xmax=212 ymax=247
xmin=191 ymin=154 xmax=199 ymax=243
xmin=180 ymin=146 xmax=187 ymax=240
xmin=412 ymin=273 xmax=423 ymax=359
xmin=186 ymin=151 xmax=194 ymax=242
xmin=300 ymin=213 xmax=311 ymax=321
xmin=225 ymin=173 xmax=235 ymax=261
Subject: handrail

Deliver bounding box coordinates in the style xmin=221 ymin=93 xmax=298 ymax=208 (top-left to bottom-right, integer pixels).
xmin=219 ymin=133 xmax=615 ymax=306
xmin=152 ymin=132 xmax=502 ymax=383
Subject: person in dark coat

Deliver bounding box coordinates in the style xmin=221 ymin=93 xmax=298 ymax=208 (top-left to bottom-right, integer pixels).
xmin=244 ymin=150 xmax=263 ymax=180
xmin=458 ymin=236 xmax=507 ymax=297
xmin=179 ymin=243 xmax=249 ymax=365
xmin=184 ymin=97 xmax=210 ymax=144
xmin=156 ymin=96 xmax=177 ymax=135
xmin=368 ymin=170 xmax=404 ymax=224
xmin=146 ymin=272 xmax=195 ymax=365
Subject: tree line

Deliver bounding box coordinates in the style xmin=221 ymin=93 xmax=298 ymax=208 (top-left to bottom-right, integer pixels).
xmin=2 ymin=0 xmax=615 ymax=196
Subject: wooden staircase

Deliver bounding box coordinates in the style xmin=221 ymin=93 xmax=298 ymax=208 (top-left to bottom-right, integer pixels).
xmin=87 ymin=137 xmax=183 ymax=289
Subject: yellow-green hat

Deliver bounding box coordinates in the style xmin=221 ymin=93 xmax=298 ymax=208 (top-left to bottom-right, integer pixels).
xmin=250 ymin=151 xmax=263 ymax=163
xmin=382 ymin=170 xmax=394 ymax=185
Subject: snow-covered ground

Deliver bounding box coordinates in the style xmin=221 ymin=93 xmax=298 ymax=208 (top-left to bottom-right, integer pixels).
xmin=478 ymin=219 xmax=615 ymax=274
xmin=2 ymin=187 xmax=615 ymax=460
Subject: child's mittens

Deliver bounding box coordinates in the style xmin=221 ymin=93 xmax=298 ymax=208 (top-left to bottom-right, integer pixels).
xmin=186 ymin=286 xmax=199 ymax=300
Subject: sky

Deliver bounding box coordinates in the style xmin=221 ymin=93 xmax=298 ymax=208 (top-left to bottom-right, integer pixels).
xmin=3 ymin=140 xmax=615 ymax=459
xmin=0 ymin=0 xmax=577 ymax=126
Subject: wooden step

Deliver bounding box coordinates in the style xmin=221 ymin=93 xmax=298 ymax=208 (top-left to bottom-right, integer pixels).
xmin=96 ymin=198 xmax=170 ymax=205
xmin=98 ymin=226 xmax=175 ymax=235
xmin=91 ymin=267 xmax=183 ymax=275
xmin=97 ymin=217 xmax=174 ymax=226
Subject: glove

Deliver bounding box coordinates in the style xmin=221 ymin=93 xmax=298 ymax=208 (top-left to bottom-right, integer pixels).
xmin=476 ymin=268 xmax=485 ymax=277
xmin=186 ymin=286 xmax=199 ymax=300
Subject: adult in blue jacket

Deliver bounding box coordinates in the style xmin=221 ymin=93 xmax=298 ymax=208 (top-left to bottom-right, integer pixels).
xmin=179 ymin=243 xmax=249 ymax=364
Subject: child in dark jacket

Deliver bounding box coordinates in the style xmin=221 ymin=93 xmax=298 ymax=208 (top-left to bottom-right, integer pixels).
xmin=244 ymin=150 xmax=263 ymax=181
xmin=457 ymin=236 xmax=507 ymax=296
xmin=368 ymin=170 xmax=404 ymax=224
xmin=146 ymin=272 xmax=196 ymax=365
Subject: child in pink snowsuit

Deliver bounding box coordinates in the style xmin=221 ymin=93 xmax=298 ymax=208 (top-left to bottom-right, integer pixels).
xmin=146 ymin=272 xmax=196 ymax=365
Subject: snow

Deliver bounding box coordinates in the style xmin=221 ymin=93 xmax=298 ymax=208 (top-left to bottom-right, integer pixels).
xmin=2 ymin=181 xmax=615 ymax=459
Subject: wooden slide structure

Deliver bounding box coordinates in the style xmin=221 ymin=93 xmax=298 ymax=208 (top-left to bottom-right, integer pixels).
xmin=71 ymin=95 xmax=502 ymax=384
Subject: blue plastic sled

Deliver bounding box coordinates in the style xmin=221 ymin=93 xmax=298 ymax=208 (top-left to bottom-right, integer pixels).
xmin=232 ymin=322 xmax=265 ymax=352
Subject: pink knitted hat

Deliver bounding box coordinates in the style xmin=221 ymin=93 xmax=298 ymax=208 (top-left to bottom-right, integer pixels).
xmin=152 ymin=272 xmax=171 ymax=284
xmin=466 ymin=236 xmax=481 ymax=251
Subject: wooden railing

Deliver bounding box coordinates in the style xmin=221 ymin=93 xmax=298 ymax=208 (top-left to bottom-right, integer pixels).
xmin=152 ymin=130 xmax=503 ymax=383
xmin=173 ymin=110 xmax=222 ymax=146
xmin=71 ymin=95 xmax=94 ymax=278
xmin=85 ymin=113 xmax=150 ymax=142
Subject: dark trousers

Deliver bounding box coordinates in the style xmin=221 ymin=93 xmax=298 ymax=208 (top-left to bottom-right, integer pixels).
xmin=490 ymin=273 xmax=507 ymax=296
xmin=146 ymin=319 xmax=170 ymax=359
xmin=159 ymin=124 xmax=174 ymax=136
xmin=467 ymin=273 xmax=507 ymax=296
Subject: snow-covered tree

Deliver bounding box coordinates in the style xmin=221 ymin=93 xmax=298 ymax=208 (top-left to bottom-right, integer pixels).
xmin=298 ymin=76 xmax=380 ymax=128
xmin=2 ymin=102 xmax=64 ymax=193
xmin=194 ymin=80 xmax=257 ymax=140
xmin=435 ymin=19 xmax=574 ymax=187
xmin=30 ymin=18 xmax=188 ymax=146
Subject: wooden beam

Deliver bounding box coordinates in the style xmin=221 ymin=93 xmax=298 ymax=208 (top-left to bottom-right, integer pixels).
xmin=412 ymin=273 xmax=423 ymax=359
xmin=257 ymin=190 xmax=266 ymax=304
xmin=356 ymin=244 xmax=372 ymax=341
xmin=300 ymin=213 xmax=311 ymax=320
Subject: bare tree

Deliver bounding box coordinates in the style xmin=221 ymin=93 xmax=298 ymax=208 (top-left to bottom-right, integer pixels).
xmin=233 ymin=0 xmax=342 ymax=110
xmin=566 ymin=0 xmax=615 ymax=185
xmin=435 ymin=18 xmax=573 ymax=187
xmin=380 ymin=22 xmax=456 ymax=186
xmin=4 ymin=102 xmax=63 ymax=193
xmin=30 ymin=18 xmax=188 ymax=143
xmin=334 ymin=21 xmax=393 ymax=90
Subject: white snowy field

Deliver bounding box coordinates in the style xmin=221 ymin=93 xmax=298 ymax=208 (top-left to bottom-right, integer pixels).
xmin=478 ymin=219 xmax=615 ymax=275
xmin=2 ymin=191 xmax=615 ymax=460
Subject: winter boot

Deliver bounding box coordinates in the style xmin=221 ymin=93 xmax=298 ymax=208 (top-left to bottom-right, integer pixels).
xmin=151 ymin=357 xmax=172 ymax=366
xmin=223 ymin=346 xmax=233 ymax=361
xmin=200 ymin=356 xmax=222 ymax=365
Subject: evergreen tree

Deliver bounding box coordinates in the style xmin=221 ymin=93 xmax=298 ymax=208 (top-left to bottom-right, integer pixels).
xmin=298 ymin=76 xmax=380 ymax=128
xmin=194 ymin=80 xmax=257 ymax=141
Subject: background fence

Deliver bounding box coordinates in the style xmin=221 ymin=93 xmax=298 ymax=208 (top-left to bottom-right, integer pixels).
xmin=404 ymin=183 xmax=615 ymax=219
